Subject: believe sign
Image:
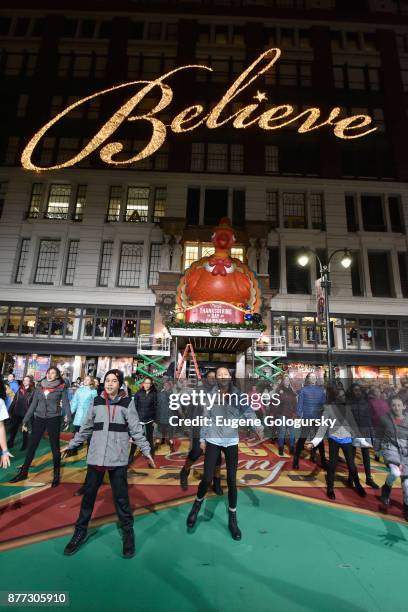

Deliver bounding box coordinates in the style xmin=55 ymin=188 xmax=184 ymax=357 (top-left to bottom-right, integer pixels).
xmin=21 ymin=48 xmax=377 ymax=172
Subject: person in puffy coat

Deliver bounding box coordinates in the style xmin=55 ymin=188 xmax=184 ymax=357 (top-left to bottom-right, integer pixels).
xmin=128 ymin=377 xmax=157 ymax=466
xmin=348 ymin=383 xmax=379 ymax=489
xmin=70 ymin=375 xmax=98 ymax=442
xmin=155 ymin=379 xmax=175 ymax=452
xmin=378 ymin=396 xmax=408 ymax=521
xmin=7 ymin=375 xmax=35 ymax=451
xmin=9 ymin=366 xmax=71 ymax=487
xmin=61 ymin=369 xmax=155 ymax=558
xmin=292 ymin=373 xmax=327 ymax=469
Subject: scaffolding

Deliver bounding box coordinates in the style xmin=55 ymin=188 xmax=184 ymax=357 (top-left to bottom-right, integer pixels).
xmin=135 ymin=334 xmax=171 ymax=384
xmin=249 ymin=335 xmax=287 ymax=383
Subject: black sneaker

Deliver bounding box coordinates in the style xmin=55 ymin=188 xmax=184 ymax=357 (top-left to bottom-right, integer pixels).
xmin=122 ymin=529 xmax=135 ymax=559
xmin=355 ymin=485 xmax=367 ymax=498
xmin=9 ymin=468 xmax=28 ymax=483
xmin=366 ymin=477 xmax=379 ymax=490
xmin=63 ymin=529 xmax=88 ymax=556
xmin=278 ymin=447 xmax=284 ymax=457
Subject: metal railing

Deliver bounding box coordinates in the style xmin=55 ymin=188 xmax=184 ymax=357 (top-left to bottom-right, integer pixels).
xmin=253 ymin=335 xmax=287 ymax=356
xmin=137 ymin=334 xmax=171 ymax=354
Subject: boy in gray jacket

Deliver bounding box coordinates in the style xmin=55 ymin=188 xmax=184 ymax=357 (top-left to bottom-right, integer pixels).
xmin=62 ymin=369 xmax=155 ymax=558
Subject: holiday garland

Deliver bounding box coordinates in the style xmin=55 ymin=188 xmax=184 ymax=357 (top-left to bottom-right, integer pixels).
xmin=165 ymin=320 xmax=266 ymax=331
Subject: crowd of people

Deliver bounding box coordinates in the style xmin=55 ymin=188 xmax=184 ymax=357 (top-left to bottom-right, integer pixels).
xmin=0 ymin=365 xmax=407 ymax=556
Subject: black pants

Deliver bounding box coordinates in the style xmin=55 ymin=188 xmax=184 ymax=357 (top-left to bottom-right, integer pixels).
xmin=188 ymin=437 xmax=223 ymax=466
xmin=7 ymin=414 xmax=28 ymax=448
xmin=197 ymin=442 xmax=238 ymax=508
xmin=351 ymin=446 xmax=372 ymax=480
xmin=22 ymin=416 xmax=61 ymax=471
xmin=76 ymin=465 xmax=133 ymax=532
xmin=327 ymin=439 xmax=360 ymax=490
xmin=129 ymin=422 xmax=154 ymax=460
xmin=294 ymin=437 xmax=326 ymax=463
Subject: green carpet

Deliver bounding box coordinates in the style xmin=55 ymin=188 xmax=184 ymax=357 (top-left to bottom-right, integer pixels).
xmin=1 ymin=490 xmax=407 ymax=612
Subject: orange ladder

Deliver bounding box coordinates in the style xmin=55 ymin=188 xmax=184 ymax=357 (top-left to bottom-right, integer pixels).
xmin=175 ymin=343 xmax=202 ymax=382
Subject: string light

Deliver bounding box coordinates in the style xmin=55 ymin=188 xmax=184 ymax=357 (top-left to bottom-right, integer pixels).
xmin=20 ymin=48 xmax=377 ymax=172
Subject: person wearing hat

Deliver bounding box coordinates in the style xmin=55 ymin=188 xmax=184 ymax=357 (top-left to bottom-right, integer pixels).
xmin=61 ymin=369 xmax=155 ymax=558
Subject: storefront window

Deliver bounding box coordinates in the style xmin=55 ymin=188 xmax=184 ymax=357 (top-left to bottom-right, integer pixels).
xmin=359 ymin=319 xmax=373 ymax=350
xmin=21 ymin=307 xmax=37 ymax=336
xmin=345 ymin=319 xmax=358 ymax=349
xmin=109 ymin=310 xmax=123 ymax=338
xmin=302 ymin=316 xmax=315 ymax=347
xmin=272 ymin=316 xmax=286 ymax=339
xmin=316 ymin=322 xmax=327 ymax=348
xmin=6 ymin=307 xmax=23 ymax=336
xmin=388 ymin=328 xmax=400 ymax=351
xmin=94 ymin=309 xmax=108 ymax=338
xmin=82 ymin=309 xmax=95 ymax=338
xmin=374 ymin=327 xmax=387 ymax=351
xmin=37 ymin=307 xmax=51 ymax=337
xmin=66 ymin=308 xmax=81 ymax=338
xmin=0 ymin=306 xmax=8 ymax=334
xmin=288 ymin=317 xmax=301 ymax=347
xmin=331 ymin=318 xmax=344 ymax=350
xmin=139 ymin=311 xmax=152 ymax=335
xmin=50 ymin=308 xmax=66 ymax=336
xmin=123 ymin=310 xmax=138 ymax=339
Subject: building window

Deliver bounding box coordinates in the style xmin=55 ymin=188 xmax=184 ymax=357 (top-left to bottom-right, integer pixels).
xmin=148 ymin=243 xmax=161 ymax=285
xmin=98 ymin=242 xmax=113 ymax=287
xmin=231 ymin=247 xmax=244 ymax=262
xmin=4 ymin=136 xmax=20 ymax=165
xmin=388 ymin=196 xmax=404 ymax=233
xmin=310 ymin=193 xmax=325 ymax=230
xmin=107 ymin=186 xmax=122 ymax=222
xmin=45 ymin=184 xmax=72 ymax=220
xmin=27 ymin=183 xmax=43 ymax=219
xmin=361 ymin=195 xmax=385 ymax=232
xmin=283 ymin=193 xmax=306 ymax=228
xmin=398 ymin=252 xmax=408 ymax=298
xmin=345 ymin=194 xmax=358 ymax=232
xmin=268 ymin=247 xmax=280 ymax=290
xmin=118 ymin=243 xmax=143 ymax=287
xmin=232 ymin=190 xmax=245 ymax=228
xmin=351 ymin=251 xmax=363 ymax=297
xmin=207 ymin=143 xmax=228 ymax=172
xmin=266 ymin=191 xmax=279 ymax=227
xmin=265 ymin=145 xmax=279 ymax=174
xmin=125 ymin=187 xmax=149 ymax=222
xmin=286 ymin=247 xmax=310 ymax=294
xmin=16 ymin=94 xmax=29 ymax=118
xmin=230 ymin=144 xmax=244 ymax=173
xmin=64 ymin=240 xmax=79 ymax=285
xmin=73 ymin=185 xmax=86 ymax=221
xmin=204 ymin=189 xmax=228 ymax=226
xmin=15 ymin=239 xmax=30 ymax=284
xmin=0 ymin=182 xmax=7 ymax=219
xmin=186 ymin=188 xmax=200 ymax=225
xmin=184 ymin=244 xmax=200 ymax=270
xmin=368 ymin=251 xmax=393 ymax=297
xmin=34 ymin=240 xmax=60 ymax=285
xmin=153 ymin=187 xmax=166 ymax=223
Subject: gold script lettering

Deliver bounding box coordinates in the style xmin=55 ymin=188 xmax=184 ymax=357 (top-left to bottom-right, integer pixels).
xmin=20 ymin=48 xmax=377 ymax=172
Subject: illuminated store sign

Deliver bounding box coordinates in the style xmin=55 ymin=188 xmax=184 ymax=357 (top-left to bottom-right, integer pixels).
xmin=21 ymin=48 xmax=377 ymax=172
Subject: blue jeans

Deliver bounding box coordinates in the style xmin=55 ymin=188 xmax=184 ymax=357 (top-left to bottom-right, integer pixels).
xmin=278 ymin=423 xmax=295 ymax=448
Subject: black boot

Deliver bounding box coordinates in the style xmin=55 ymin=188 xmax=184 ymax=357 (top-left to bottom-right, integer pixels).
xmin=51 ymin=466 xmax=60 ymax=488
xmin=326 ymin=487 xmax=336 ymax=500
xmin=403 ymin=504 xmax=408 ymax=522
xmin=64 ymin=528 xmax=88 ymax=556
xmin=228 ymin=510 xmax=242 ymax=541
xmin=9 ymin=467 xmax=28 ymax=483
xmin=355 ymin=484 xmax=367 ymax=498
xmin=187 ymin=499 xmax=202 ymax=528
xmin=180 ymin=467 xmax=190 ymax=491
xmin=380 ymin=482 xmax=391 ymax=507
xmin=289 ymin=446 xmax=295 ymax=455
xmin=278 ymin=447 xmax=284 ymax=457
xmin=122 ymin=528 xmax=135 ymax=558
xmin=292 ymin=456 xmax=299 ymax=470
xmin=366 ymin=477 xmax=379 ymax=489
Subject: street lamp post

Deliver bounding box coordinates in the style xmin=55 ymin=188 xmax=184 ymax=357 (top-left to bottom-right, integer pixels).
xmin=297 ymin=248 xmax=352 ymax=381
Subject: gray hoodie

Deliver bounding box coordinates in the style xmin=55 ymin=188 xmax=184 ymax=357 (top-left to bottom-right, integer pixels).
xmin=67 ymin=392 xmax=150 ymax=467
